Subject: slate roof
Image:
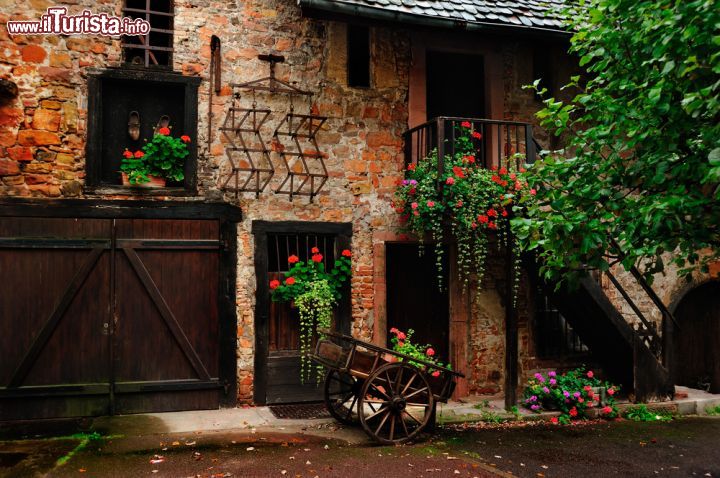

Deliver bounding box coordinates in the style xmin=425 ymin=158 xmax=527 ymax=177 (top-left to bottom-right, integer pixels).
xmin=301 ymin=0 xmax=568 ymax=32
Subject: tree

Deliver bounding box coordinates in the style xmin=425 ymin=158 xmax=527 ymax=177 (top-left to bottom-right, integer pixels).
xmin=514 ymin=0 xmax=720 ymax=284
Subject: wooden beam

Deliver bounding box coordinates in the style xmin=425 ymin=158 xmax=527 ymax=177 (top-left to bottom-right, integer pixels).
xmin=504 ymin=229 xmax=518 ymax=410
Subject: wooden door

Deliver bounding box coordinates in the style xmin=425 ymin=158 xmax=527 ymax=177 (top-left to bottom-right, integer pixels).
xmin=0 ymin=217 xmax=112 ymax=420
xmin=112 ymin=219 xmax=223 ymax=413
xmin=672 ymin=281 xmax=720 ymax=393
xmin=386 ymin=243 xmax=450 ymax=363
xmin=253 ymin=222 xmax=352 ymax=404
xmin=0 ymin=213 xmax=233 ymax=419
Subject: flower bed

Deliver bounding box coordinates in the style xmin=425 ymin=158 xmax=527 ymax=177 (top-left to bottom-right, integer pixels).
xmin=523 ymin=367 xmax=619 ymax=424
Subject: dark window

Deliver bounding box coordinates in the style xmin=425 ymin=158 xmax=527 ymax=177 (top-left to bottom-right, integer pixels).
xmin=535 ymin=295 xmax=588 ymax=359
xmin=347 ymin=24 xmax=370 ymax=88
xmin=426 ymin=51 xmax=484 ymax=120
xmin=122 ymin=0 xmax=174 ymax=68
xmin=85 ymin=69 xmax=200 ymax=194
xmin=532 ymin=48 xmax=555 ymax=100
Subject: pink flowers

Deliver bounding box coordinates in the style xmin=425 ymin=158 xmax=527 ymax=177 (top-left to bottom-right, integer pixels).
xmin=446 ymin=177 xmax=455 ymax=185
xmin=530 ymin=188 xmax=537 ymax=196
xmin=601 ymin=406 xmax=613 ymax=415
xmin=426 ymin=200 xmax=435 ymax=208
xmin=426 ymin=348 xmax=435 ymax=357
xmin=411 ymin=202 xmax=418 ymax=210
xmin=607 ymin=388 xmax=615 ymax=396
xmin=586 ymin=371 xmax=594 ymax=379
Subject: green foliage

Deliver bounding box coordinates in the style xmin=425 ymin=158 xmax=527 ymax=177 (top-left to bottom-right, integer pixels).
xmin=388 ymin=327 xmax=450 ymax=373
xmin=515 ymin=0 xmax=720 ymax=284
xmin=624 ymin=404 xmax=674 ymax=421
xmin=121 ymin=130 xmax=189 ymax=184
xmin=523 ymin=367 xmax=620 ymax=422
xmin=705 ymin=404 xmax=720 ymax=416
xmin=270 ymin=249 xmax=352 ymax=381
xmin=394 ymin=123 xmax=536 ymax=296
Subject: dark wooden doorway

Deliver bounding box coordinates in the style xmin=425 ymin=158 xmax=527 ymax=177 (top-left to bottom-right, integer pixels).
xmin=385 ymin=244 xmax=450 ymax=364
xmin=672 ymin=281 xmax=720 ymax=393
xmin=426 ymin=51 xmax=485 ymax=121
xmin=0 ymin=201 xmax=239 ymax=420
xmin=252 ymin=221 xmax=352 ymax=405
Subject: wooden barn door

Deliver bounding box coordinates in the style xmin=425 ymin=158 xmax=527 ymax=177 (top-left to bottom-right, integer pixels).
xmin=0 ymin=212 xmax=236 ymax=420
xmin=0 ymin=218 xmax=113 ymax=420
xmin=253 ymin=222 xmax=351 ymax=405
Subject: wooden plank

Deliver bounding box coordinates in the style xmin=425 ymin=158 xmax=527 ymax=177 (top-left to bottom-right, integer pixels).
xmin=448 ymin=244 xmax=469 ymax=399
xmin=0 ymin=199 xmax=242 ymax=222
xmin=253 ymin=230 xmax=270 ymax=404
xmin=0 ymin=238 xmax=110 ymax=249
xmin=8 ymin=248 xmax=104 ymax=387
xmin=218 ymin=221 xmax=238 ymax=407
xmin=122 ymin=248 xmax=212 ymax=381
xmin=0 ymin=383 xmax=109 ymax=398
xmin=114 ymin=379 xmax=222 ymax=393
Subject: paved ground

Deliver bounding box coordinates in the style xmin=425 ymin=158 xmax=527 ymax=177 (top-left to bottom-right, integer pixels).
xmin=2 ymin=417 xmax=720 ymax=477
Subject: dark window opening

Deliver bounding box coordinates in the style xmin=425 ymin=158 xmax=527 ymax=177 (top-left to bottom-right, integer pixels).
xmin=347 ymin=24 xmax=370 ymax=88
xmin=535 ymin=295 xmax=588 ymax=359
xmin=122 ymin=0 xmax=174 ymax=68
xmin=426 ymin=51 xmax=484 ymax=121
xmin=532 ymin=48 xmax=555 ymax=100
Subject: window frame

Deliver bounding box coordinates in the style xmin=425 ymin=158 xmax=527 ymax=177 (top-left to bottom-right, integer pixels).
xmin=121 ymin=0 xmax=175 ymax=69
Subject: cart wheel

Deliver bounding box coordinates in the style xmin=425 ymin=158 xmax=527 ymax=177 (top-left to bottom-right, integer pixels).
xmin=357 ymin=362 xmax=435 ymax=444
xmin=324 ymin=369 xmax=360 ymax=425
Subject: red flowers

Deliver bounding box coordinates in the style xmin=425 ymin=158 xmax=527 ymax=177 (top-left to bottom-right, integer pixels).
xmin=288 ymin=255 xmax=299 ymax=264
xmin=452 ymin=165 xmax=465 ymax=178
xmin=488 ymin=221 xmax=497 ymax=230
xmin=312 ymin=253 xmax=323 ymax=263
xmin=601 ymin=406 xmax=613 ymax=415
xmin=472 ymin=131 xmax=482 ymax=140
xmin=426 ymin=348 xmax=435 ymax=357
xmin=499 ymin=167 xmax=508 ymax=175
xmin=284 ymin=277 xmax=296 ymax=285
xmin=550 ymin=417 xmax=559 ymax=425
xmin=460 ymin=121 xmax=472 ymax=128
xmin=569 ymin=407 xmax=578 ymax=417
xmin=487 ymin=208 xmax=497 ymax=218
xmin=607 ymin=388 xmax=615 ymax=396
xmin=396 ymin=331 xmax=406 ymax=340
xmin=477 ymin=214 xmax=489 ymax=224
xmin=134 ymin=150 xmax=144 ymax=158
xmin=431 ymin=371 xmax=440 ymax=378
xmin=311 ymin=247 xmax=320 ymax=254
xmin=180 ymin=135 xmax=191 ymax=143
xmin=530 ymin=188 xmax=537 ymax=196
xmin=462 ymin=155 xmax=475 ymax=164
xmin=586 ymin=371 xmax=594 ymax=378
xmin=407 ymin=163 xmax=416 ymax=171
xmin=445 ymin=177 xmax=455 ymax=185
xmin=157 ymin=127 xmax=171 ymax=136
xmin=269 ymin=279 xmax=280 ymax=290
xmin=341 ymin=249 xmax=352 ymax=257
xmin=426 ymin=200 xmax=435 ymax=207
xmin=123 ymin=150 xmax=133 ymax=159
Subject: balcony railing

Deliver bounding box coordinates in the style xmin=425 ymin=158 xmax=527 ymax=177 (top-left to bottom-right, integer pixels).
xmin=403 ymin=117 xmax=537 ymax=175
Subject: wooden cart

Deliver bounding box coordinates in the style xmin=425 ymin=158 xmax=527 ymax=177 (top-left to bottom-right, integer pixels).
xmin=309 ymin=330 xmax=464 ymax=444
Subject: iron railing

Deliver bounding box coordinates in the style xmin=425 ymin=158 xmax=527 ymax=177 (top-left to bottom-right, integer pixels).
xmin=402 ymin=117 xmax=537 ymax=177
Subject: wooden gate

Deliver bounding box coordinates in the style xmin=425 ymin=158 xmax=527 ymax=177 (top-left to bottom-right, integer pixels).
xmin=0 ymin=201 xmax=240 ymax=420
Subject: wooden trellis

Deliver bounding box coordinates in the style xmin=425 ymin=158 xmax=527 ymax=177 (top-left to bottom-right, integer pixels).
xmin=219 ymin=55 xmax=328 ymax=201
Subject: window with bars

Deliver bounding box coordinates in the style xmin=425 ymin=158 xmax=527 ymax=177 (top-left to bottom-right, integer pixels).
xmin=122 ymin=0 xmax=174 ymax=68
xmin=535 ymin=295 xmax=589 ymax=359
xmin=267 ymin=233 xmax=338 ymax=352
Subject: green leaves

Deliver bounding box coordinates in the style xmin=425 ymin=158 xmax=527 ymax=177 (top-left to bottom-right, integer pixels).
xmin=519 ymin=0 xmax=720 ymax=284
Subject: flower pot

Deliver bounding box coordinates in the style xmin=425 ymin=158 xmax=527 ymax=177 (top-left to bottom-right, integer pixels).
xmin=121 ymin=172 xmax=166 ymax=188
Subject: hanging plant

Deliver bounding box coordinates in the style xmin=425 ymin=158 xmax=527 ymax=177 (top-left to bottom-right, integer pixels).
xmin=270 ymin=248 xmax=352 ymax=382
xmin=393 ymin=122 xmax=537 ymax=298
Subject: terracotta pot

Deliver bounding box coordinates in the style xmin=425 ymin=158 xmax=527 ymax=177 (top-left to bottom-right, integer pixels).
xmin=121 ymin=172 xmax=166 ymax=188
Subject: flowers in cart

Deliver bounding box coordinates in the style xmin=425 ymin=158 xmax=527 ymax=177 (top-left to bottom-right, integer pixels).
xmin=388 ymin=327 xmax=451 ymax=379
xmin=269 ymin=248 xmax=352 ymax=381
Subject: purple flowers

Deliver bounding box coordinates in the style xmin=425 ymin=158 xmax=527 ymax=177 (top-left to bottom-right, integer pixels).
xmin=548 ymin=371 xmax=557 ymax=378
xmin=531 ymin=404 xmax=540 ymax=410
xmin=563 ymin=390 xmax=570 ymax=398
xmin=549 ymin=378 xmax=557 ymax=385
xmin=525 ymin=395 xmax=538 ymax=403
xmin=573 ymin=391 xmax=581 ymax=398
xmin=534 ymin=373 xmax=545 ymax=383
xmin=542 ymin=386 xmax=550 ymax=394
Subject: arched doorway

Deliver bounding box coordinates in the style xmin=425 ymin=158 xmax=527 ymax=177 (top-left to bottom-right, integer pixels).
xmin=672 ymin=281 xmax=720 ymax=393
